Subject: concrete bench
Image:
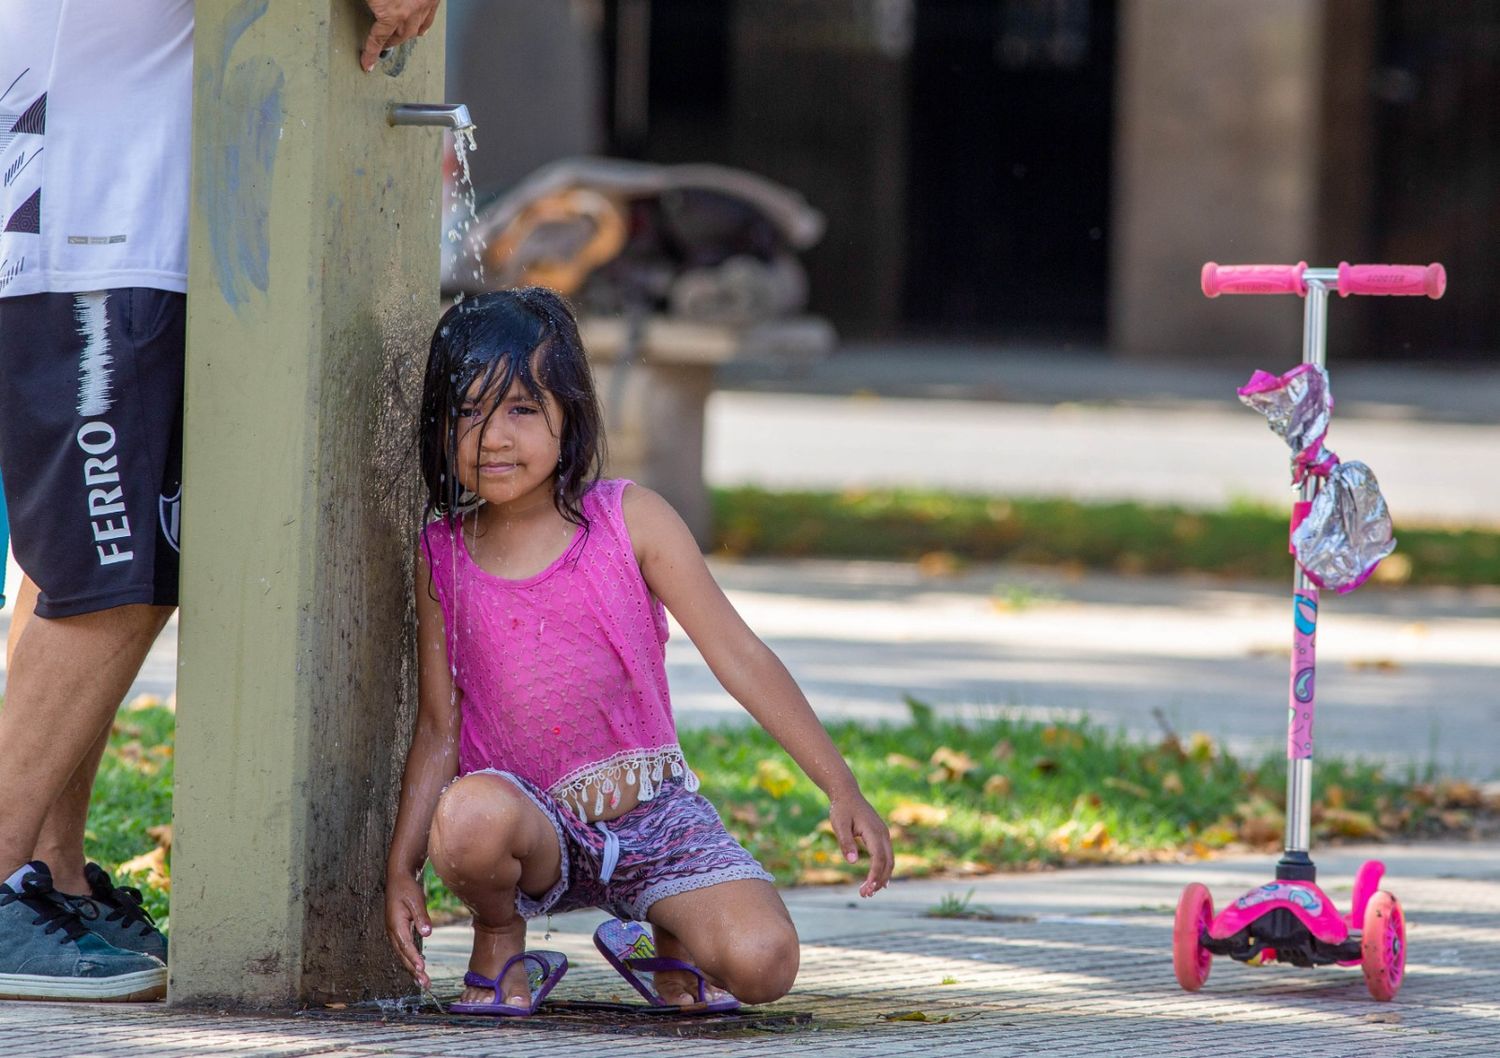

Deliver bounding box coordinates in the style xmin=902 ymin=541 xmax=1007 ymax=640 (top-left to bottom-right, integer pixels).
xmin=581 ymin=314 xmax=835 ymax=546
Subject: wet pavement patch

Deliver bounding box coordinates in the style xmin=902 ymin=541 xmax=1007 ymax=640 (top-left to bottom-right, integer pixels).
xmin=299 ymin=1001 xmax=814 ymax=1038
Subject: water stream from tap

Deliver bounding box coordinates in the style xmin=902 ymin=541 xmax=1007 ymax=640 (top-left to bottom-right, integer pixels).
xmin=447 ymin=127 xmax=483 ymax=304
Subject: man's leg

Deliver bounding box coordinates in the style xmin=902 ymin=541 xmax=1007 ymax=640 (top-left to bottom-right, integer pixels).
xmin=4 ymin=573 xmax=36 ymax=666
xmin=7 ymin=573 xmax=165 ymax=896
xmin=0 ymin=602 xmax=173 ymax=884
xmin=0 ymin=600 xmax=173 ymax=1001
xmin=31 ymin=725 xmax=113 ymax=898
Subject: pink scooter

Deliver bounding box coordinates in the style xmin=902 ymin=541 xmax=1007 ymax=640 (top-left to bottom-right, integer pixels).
xmin=1175 ymin=261 xmax=1447 ymax=1002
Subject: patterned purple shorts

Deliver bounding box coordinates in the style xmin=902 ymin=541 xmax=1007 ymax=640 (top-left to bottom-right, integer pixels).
xmin=476 ymin=770 xmax=774 ymax=922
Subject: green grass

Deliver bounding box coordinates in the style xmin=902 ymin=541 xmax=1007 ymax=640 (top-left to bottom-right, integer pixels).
xmin=712 ymin=486 xmax=1500 ymax=586
xmin=925 ymin=888 xmax=995 ymax=921
xmin=78 ymin=697 xmax=1496 ymax=930
xmin=85 ymin=701 xmax=176 ymax=928
xmin=682 ymin=705 xmax=1490 ymax=887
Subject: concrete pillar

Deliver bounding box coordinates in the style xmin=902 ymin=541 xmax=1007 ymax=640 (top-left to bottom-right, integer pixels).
xmin=171 ymin=0 xmax=444 ymax=1006
xmin=1110 ymin=0 xmax=1328 ymax=364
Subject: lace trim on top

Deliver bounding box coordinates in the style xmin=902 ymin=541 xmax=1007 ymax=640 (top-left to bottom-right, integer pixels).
xmin=550 ymin=744 xmax=700 ymax=819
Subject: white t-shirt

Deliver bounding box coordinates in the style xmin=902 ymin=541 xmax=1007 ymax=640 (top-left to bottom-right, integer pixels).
xmin=0 ymin=0 xmax=193 ymax=297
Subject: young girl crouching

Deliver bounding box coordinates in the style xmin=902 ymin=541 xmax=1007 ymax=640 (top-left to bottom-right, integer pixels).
xmin=384 ymin=288 xmax=891 ymax=1015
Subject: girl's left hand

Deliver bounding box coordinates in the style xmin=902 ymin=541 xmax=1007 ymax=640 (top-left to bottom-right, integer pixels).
xmin=829 ymin=794 xmax=893 ymax=898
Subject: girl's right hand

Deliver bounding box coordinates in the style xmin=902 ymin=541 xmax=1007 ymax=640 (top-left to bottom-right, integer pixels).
xmin=385 ymin=870 xmax=435 ymax=988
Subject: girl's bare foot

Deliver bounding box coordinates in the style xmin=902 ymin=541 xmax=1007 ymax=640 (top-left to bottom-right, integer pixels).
xmin=459 ymin=918 xmax=532 ymax=1007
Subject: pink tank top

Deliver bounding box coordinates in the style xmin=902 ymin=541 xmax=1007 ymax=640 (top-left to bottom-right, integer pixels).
xmin=421 ymin=479 xmax=698 ymax=817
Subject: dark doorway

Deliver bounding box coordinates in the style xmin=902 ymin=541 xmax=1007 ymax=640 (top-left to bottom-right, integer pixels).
xmin=618 ymin=1 xmax=1117 ymax=342
xmin=1364 ymin=1 xmax=1500 ymax=360
xmin=903 ymin=0 xmax=1115 ymax=340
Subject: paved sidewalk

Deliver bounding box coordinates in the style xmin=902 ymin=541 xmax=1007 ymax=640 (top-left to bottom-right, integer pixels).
xmin=712 ymin=345 xmax=1500 ymax=526
xmin=671 ymin=559 xmax=1500 ymax=779
xmin=706 ymin=391 xmax=1500 ymax=527
xmin=4 ymin=841 xmax=1497 ymax=1056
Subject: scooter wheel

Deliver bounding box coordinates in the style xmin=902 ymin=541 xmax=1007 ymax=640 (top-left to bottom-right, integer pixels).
xmin=1173 ymin=882 xmax=1214 ymax=991
xmin=1361 ymin=890 xmax=1405 ymax=1001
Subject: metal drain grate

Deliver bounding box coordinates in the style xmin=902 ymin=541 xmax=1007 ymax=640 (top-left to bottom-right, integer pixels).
xmin=299 ymin=1001 xmax=814 ymax=1038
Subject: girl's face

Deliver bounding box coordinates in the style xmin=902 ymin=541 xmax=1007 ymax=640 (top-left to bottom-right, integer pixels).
xmin=452 ymin=372 xmax=564 ymax=509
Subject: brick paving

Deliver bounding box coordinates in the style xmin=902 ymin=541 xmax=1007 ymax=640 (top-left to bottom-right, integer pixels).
xmin=4 ymin=843 xmax=1496 ymax=1056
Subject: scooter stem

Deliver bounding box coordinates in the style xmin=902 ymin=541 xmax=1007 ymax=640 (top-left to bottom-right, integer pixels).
xmin=1278 ymin=271 xmax=1335 ymax=881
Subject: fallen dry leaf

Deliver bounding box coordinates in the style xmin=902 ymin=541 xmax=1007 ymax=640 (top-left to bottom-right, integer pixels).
xmin=983 ymin=774 xmax=1013 ymax=798
xmin=1236 ymin=798 xmax=1285 ymax=847
xmin=1187 ymin=732 xmax=1217 ymax=763
xmin=916 ymin=551 xmax=961 ymax=578
xmin=729 ymin=803 xmax=764 ymax=827
xmin=893 ymin=852 xmax=935 ymax=876
xmin=754 ymin=758 xmax=797 ymax=799
xmin=146 ymin=823 xmax=174 ymax=851
xmin=112 ymin=740 xmax=162 ymax=777
xmin=882 ymin=1010 xmax=951 ymax=1023
xmin=1041 ymin=725 xmax=1085 ymax=751
xmin=1079 ymin=821 xmax=1113 ymax=851
xmin=1197 ymin=822 xmax=1239 ymax=848
xmin=1370 ymin=553 xmax=1411 ymax=584
xmin=1436 ymin=780 xmax=1483 ymax=809
xmin=1438 ymin=810 xmax=1472 ymax=831
xmin=1103 ymin=776 xmax=1150 ymax=799
xmin=117 ymin=846 xmax=170 ymax=892
xmin=929 ymin=746 xmax=978 ymax=780
xmin=795 ymin=868 xmax=850 ymax=886
xmin=1319 ymin=808 xmax=1386 ymax=840
xmin=889 ymin=801 xmax=950 ymax=828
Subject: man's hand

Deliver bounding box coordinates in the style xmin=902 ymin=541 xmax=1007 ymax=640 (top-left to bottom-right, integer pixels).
xmin=385 ymin=870 xmax=435 ymax=988
xmin=829 ymin=793 xmax=893 ymax=898
xmin=361 ymin=0 xmax=442 ymax=72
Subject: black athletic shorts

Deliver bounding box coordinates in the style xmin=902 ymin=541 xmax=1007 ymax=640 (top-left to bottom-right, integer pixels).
xmin=0 ymin=289 xmax=184 ymax=618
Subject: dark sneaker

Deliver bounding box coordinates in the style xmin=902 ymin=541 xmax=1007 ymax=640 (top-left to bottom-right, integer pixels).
xmin=0 ymin=862 xmax=166 ymax=1001
xmin=59 ymin=863 xmax=168 ymax=964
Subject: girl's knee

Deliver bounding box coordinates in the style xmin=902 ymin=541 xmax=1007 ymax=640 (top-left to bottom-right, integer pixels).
xmin=428 ymin=774 xmax=531 ymax=874
xmin=716 ymin=921 xmax=800 ymax=1004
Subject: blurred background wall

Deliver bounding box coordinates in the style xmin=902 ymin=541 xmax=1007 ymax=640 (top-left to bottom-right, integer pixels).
xmin=447 ymin=0 xmax=1498 ymax=364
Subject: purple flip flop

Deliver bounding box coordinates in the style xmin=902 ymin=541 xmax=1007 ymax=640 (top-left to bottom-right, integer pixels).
xmin=448 ymin=950 xmax=568 ymax=1016
xmin=592 ymin=918 xmax=741 ymax=1013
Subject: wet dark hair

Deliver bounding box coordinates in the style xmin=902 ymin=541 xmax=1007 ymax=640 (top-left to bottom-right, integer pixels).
xmin=418 ymin=287 xmax=605 ymax=528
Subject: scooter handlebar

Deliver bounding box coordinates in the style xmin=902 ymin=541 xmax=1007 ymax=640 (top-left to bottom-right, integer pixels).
xmin=1336 ymin=262 xmax=1445 ymax=299
xmin=1202 ymin=260 xmax=1447 ymax=299
xmin=1201 ymin=262 xmax=1307 ymax=297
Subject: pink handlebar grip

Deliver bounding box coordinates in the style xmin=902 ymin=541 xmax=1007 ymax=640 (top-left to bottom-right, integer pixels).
xmin=1201 ymin=262 xmax=1308 ymax=298
xmin=1336 ymin=262 xmax=1445 ymax=299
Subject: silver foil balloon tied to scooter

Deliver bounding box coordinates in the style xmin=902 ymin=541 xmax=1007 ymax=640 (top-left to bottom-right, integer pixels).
xmin=1237 ymin=364 xmax=1338 ymax=481
xmin=1238 ymin=364 xmax=1396 ymax=593
xmin=1290 ymin=460 xmax=1396 ymax=593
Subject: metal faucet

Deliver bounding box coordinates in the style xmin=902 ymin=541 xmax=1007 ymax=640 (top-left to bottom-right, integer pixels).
xmin=388 ymin=103 xmax=474 ymax=132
